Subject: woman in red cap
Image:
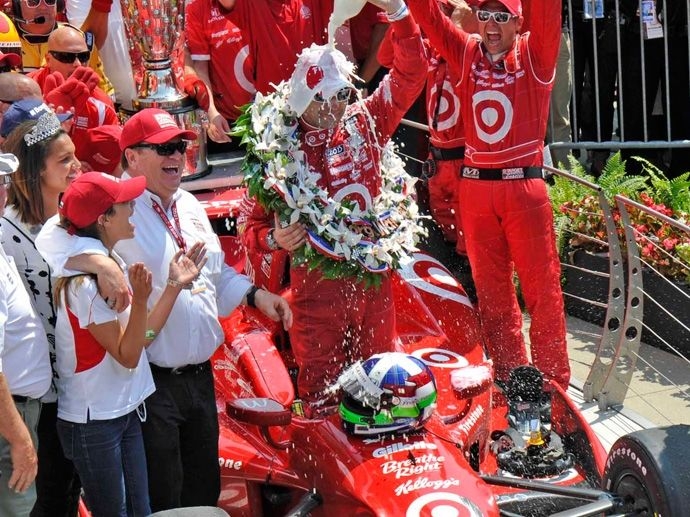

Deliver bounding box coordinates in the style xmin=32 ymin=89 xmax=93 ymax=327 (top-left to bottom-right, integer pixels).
xmin=52 ymin=171 xmax=206 ymax=517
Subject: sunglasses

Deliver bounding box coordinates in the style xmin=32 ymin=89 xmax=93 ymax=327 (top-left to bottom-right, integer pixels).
xmin=476 ymin=10 xmax=515 ymax=24
xmin=48 ymin=50 xmax=91 ymax=64
xmin=25 ymin=0 xmax=57 ymax=7
xmin=133 ymin=141 xmax=188 ymax=156
xmin=314 ymin=87 xmax=352 ymax=103
xmin=0 ymin=175 xmax=13 ymax=186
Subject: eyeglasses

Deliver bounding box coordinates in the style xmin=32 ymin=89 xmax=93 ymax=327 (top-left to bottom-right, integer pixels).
xmin=476 ymin=10 xmax=515 ymax=24
xmin=0 ymin=175 xmax=13 ymax=186
xmin=133 ymin=141 xmax=188 ymax=156
xmin=48 ymin=50 xmax=91 ymax=64
xmin=314 ymin=87 xmax=352 ymax=103
xmin=25 ymin=0 xmax=57 ymax=7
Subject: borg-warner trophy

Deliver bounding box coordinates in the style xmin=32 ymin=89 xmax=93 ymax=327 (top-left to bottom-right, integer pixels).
xmin=120 ymin=0 xmax=208 ymax=178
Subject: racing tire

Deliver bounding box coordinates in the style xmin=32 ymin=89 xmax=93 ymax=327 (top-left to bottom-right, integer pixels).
xmin=602 ymin=424 xmax=690 ymax=516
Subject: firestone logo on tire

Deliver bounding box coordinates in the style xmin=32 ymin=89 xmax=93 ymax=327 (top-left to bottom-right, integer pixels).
xmin=606 ymin=446 xmax=648 ymax=477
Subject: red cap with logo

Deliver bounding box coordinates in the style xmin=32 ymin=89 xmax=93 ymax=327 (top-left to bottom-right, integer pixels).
xmin=477 ymin=0 xmax=522 ymax=16
xmin=78 ymin=125 xmax=123 ymax=175
xmin=59 ymin=171 xmax=147 ymax=232
xmin=0 ymin=51 xmax=20 ymax=69
xmin=119 ymin=108 xmax=197 ymax=151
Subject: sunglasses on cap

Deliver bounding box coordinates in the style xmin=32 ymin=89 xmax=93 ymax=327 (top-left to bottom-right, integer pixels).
xmin=25 ymin=0 xmax=57 ymax=7
xmin=314 ymin=87 xmax=352 ymax=103
xmin=476 ymin=10 xmax=515 ymax=24
xmin=48 ymin=50 xmax=91 ymax=64
xmin=133 ymin=141 xmax=188 ymax=156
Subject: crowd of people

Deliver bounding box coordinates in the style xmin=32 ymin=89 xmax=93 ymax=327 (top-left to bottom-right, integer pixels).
xmin=5 ymin=0 xmax=685 ymax=514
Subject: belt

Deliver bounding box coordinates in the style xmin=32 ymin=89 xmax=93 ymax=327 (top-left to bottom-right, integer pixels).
xmin=12 ymin=395 xmax=29 ymax=403
xmin=149 ymin=360 xmax=211 ymax=376
xmin=462 ymin=166 xmax=544 ymax=181
xmin=429 ymin=145 xmax=465 ymax=161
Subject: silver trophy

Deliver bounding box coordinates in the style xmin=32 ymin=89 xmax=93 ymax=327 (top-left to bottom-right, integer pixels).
xmin=120 ymin=0 xmax=208 ymax=178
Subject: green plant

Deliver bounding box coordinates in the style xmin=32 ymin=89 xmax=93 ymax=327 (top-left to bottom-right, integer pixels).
xmin=549 ymin=152 xmax=690 ymax=284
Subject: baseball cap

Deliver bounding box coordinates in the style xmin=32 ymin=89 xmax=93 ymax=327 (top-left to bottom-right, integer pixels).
xmin=78 ymin=125 xmax=123 ymax=175
xmin=0 ymin=99 xmax=72 ymax=138
xmin=120 ymin=108 xmax=197 ymax=151
xmin=477 ymin=0 xmax=522 ymax=16
xmin=0 ymin=51 xmax=20 ymax=69
xmin=287 ymin=43 xmax=356 ymax=117
xmin=59 ymin=171 xmax=147 ymax=231
xmin=0 ymin=153 xmax=18 ymax=175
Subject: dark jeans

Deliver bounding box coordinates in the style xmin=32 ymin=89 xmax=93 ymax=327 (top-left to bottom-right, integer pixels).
xmin=57 ymin=411 xmax=150 ymax=517
xmin=31 ymin=402 xmax=81 ymax=517
xmin=143 ymin=366 xmax=220 ymax=512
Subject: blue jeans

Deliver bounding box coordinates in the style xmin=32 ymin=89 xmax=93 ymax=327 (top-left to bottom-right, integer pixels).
xmin=57 ymin=411 xmax=150 ymax=517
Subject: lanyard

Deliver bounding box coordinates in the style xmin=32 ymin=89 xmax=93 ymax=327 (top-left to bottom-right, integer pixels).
xmin=151 ymin=200 xmax=187 ymax=253
xmin=431 ymin=59 xmax=447 ymax=132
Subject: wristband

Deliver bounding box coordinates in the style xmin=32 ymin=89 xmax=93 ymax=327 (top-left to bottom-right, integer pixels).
xmin=387 ymin=3 xmax=409 ymax=22
xmin=167 ymin=278 xmax=183 ymax=288
xmin=245 ymin=285 xmax=260 ymax=308
xmin=145 ymin=329 xmax=156 ymax=340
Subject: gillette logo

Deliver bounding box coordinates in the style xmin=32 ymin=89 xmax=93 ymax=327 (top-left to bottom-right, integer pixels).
xmin=373 ymin=441 xmax=438 ymax=458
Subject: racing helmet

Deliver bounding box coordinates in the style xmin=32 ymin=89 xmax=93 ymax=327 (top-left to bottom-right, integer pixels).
xmin=0 ymin=12 xmax=21 ymax=64
xmin=338 ymin=352 xmax=437 ymax=436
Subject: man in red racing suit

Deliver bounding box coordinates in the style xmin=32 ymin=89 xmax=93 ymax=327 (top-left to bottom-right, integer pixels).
xmin=238 ymin=0 xmax=426 ymax=406
xmin=405 ymin=0 xmax=571 ymax=389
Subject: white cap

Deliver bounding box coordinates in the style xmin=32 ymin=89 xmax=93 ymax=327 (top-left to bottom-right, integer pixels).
xmin=0 ymin=153 xmax=19 ymax=175
xmin=287 ymin=43 xmax=357 ymax=117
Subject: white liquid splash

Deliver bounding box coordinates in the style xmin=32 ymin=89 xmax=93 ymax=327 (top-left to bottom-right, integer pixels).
xmin=328 ymin=0 xmax=368 ymax=48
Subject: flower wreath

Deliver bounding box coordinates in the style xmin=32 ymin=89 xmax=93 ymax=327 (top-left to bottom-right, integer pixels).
xmin=233 ymin=82 xmax=427 ymax=286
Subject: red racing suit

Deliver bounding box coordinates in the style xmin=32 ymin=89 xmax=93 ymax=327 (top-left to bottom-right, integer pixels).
xmin=238 ymin=16 xmax=426 ymax=402
xmin=407 ymin=0 xmax=570 ymax=388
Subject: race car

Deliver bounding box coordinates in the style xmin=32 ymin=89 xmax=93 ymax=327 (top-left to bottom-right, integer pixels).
xmin=205 ymin=205 xmax=690 ymax=517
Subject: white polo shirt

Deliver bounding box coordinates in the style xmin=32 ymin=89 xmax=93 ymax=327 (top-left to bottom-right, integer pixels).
xmin=0 ymin=243 xmax=51 ymax=399
xmin=54 ymin=274 xmax=154 ymax=423
xmin=37 ymin=184 xmax=253 ymax=368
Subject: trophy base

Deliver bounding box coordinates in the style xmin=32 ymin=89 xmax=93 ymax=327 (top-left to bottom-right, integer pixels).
xmin=119 ymin=105 xmax=210 ymax=180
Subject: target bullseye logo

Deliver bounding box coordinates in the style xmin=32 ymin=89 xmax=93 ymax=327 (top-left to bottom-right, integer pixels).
xmin=399 ymin=254 xmax=473 ymax=309
xmin=429 ymin=80 xmax=460 ymax=132
xmin=412 ymin=348 xmax=468 ymax=369
xmin=472 ymin=90 xmax=513 ymax=144
xmin=406 ymin=492 xmax=482 ymax=517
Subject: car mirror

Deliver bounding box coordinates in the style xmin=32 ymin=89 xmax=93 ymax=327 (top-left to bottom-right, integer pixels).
xmin=226 ymin=397 xmax=292 ymax=449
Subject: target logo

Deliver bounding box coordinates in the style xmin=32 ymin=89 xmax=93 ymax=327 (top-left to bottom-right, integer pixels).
xmin=234 ymin=45 xmax=256 ymax=95
xmin=406 ymin=492 xmax=483 ymax=517
xmin=412 ymin=348 xmax=468 ymax=369
xmin=428 ymin=80 xmax=460 ymax=133
xmin=472 ymin=90 xmax=513 ymax=144
xmin=399 ymin=253 xmax=473 ymax=309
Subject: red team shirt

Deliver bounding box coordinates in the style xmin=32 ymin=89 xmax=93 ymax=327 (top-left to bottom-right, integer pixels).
xmin=186 ymin=0 xmax=256 ymax=121
xmin=228 ymin=0 xmax=333 ymax=94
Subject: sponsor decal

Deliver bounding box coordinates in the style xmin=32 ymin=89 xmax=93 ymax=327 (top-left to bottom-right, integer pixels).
xmin=472 ymin=90 xmax=513 ymax=144
xmin=373 ymin=441 xmax=438 ymax=458
xmin=381 ymin=454 xmax=445 ymax=479
xmin=462 ymin=167 xmax=480 ymax=179
xmin=325 ymin=144 xmax=345 ymax=158
xmin=605 ymin=446 xmax=647 ymax=477
xmin=502 ymin=168 xmax=525 ymax=180
xmin=458 ymin=405 xmax=484 ymax=435
xmin=406 ymin=492 xmax=483 ymax=517
xmin=411 ymin=347 xmax=469 ymax=369
xmin=218 ymin=457 xmax=243 ymax=470
xmin=399 ymin=254 xmax=474 ymax=309
xmin=395 ymin=476 xmax=460 ymax=496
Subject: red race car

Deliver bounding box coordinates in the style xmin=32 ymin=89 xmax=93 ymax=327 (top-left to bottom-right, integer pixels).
xmin=205 ymin=199 xmax=690 ymax=517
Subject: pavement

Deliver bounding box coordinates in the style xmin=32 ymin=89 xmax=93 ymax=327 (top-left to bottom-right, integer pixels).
xmin=524 ymin=313 xmax=690 ymax=448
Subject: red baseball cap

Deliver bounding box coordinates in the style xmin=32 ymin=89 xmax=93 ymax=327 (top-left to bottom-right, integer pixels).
xmin=477 ymin=0 xmax=522 ymax=16
xmin=119 ymin=108 xmax=197 ymax=151
xmin=78 ymin=125 xmax=123 ymax=175
xmin=59 ymin=172 xmax=147 ymax=231
xmin=0 ymin=51 xmax=20 ymax=69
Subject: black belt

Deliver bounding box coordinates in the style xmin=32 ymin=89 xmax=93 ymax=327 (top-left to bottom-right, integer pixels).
xmin=12 ymin=395 xmax=29 ymax=403
xmin=462 ymin=166 xmax=544 ymax=181
xmin=429 ymin=145 xmax=465 ymax=161
xmin=149 ymin=360 xmax=211 ymax=376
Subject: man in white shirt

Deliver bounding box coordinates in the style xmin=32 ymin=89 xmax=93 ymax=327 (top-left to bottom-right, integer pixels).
xmin=36 ymin=109 xmax=292 ymax=511
xmin=0 ymin=153 xmax=52 ymax=516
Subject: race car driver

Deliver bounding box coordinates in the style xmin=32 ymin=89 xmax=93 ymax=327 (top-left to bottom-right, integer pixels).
xmin=404 ymin=0 xmax=571 ymax=390
xmin=238 ymin=0 xmax=427 ymax=408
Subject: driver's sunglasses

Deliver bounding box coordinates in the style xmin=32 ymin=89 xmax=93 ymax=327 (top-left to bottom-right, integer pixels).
xmin=133 ymin=141 xmax=188 ymax=156
xmin=48 ymin=50 xmax=91 ymax=64
xmin=314 ymin=87 xmax=352 ymax=103
xmin=476 ymin=10 xmax=515 ymax=24
xmin=25 ymin=0 xmax=57 ymax=7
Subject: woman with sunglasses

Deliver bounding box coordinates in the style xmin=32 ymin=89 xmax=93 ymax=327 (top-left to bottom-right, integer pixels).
xmin=403 ymin=0 xmax=572 ymax=391
xmin=52 ymin=172 xmax=206 ymax=517
xmin=0 ymin=112 xmax=83 ymax=516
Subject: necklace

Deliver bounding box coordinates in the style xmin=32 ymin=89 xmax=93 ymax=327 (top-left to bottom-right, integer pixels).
xmin=233 ymin=82 xmax=427 ymax=286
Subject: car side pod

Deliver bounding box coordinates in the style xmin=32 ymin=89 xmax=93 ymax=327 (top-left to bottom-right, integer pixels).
xmin=226 ymin=397 xmax=292 ymax=449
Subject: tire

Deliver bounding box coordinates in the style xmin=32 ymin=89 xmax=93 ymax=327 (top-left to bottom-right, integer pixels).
xmin=602 ymin=424 xmax=690 ymax=516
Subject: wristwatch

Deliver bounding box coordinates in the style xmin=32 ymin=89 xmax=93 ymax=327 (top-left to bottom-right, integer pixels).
xmin=265 ymin=229 xmax=279 ymax=251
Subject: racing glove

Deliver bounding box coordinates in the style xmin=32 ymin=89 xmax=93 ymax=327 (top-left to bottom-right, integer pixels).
xmin=183 ymin=74 xmax=211 ymax=111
